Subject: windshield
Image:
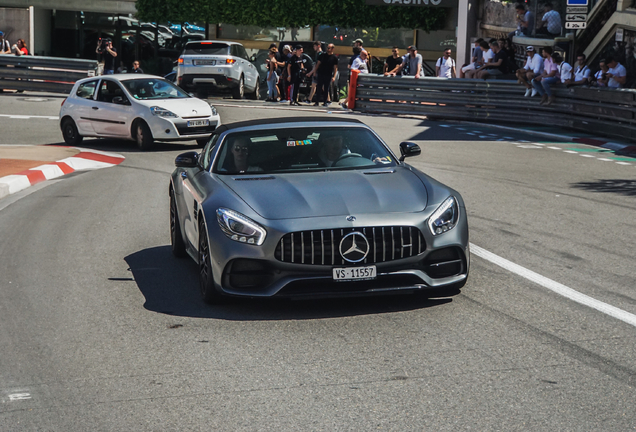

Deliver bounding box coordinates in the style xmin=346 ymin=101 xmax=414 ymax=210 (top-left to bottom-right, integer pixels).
xmin=213 ymin=126 xmax=397 ymax=175
xmin=184 ymin=42 xmax=230 ymax=55
xmin=122 ymin=78 xmax=189 ymax=100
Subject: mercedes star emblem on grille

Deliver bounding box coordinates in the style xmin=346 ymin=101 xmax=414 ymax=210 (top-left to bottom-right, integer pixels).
xmin=339 ymin=232 xmax=370 ymax=263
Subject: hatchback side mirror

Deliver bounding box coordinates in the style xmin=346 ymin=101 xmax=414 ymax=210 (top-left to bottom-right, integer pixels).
xmin=175 ymin=151 xmax=199 ymax=168
xmin=399 ymin=141 xmax=421 ymax=162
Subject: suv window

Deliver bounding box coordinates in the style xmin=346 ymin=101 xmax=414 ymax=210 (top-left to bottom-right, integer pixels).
xmin=237 ymin=46 xmax=249 ymax=60
xmin=76 ymin=80 xmax=98 ymax=99
xmin=96 ymin=80 xmax=127 ymax=104
xmin=230 ymin=45 xmax=239 ymax=57
xmin=184 ymin=42 xmax=230 ymax=55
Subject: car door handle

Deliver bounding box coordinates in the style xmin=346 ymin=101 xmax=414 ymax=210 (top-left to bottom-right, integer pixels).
xmin=92 ymin=107 xmax=99 ymax=110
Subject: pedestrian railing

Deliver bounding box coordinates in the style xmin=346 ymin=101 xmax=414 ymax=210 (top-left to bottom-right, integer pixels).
xmin=352 ymin=74 xmax=636 ymax=142
xmin=0 ymin=56 xmax=98 ymax=94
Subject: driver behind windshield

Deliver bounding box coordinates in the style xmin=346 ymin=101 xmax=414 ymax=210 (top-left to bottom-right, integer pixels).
xmin=317 ymin=135 xmax=350 ymax=167
xmin=222 ymin=137 xmax=263 ymax=173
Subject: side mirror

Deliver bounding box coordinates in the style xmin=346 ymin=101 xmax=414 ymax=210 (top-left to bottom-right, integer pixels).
xmin=175 ymin=151 xmax=199 ymax=168
xmin=399 ymin=141 xmax=421 ymax=162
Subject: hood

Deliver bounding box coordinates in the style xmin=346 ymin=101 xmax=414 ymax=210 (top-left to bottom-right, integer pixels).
xmin=134 ymin=97 xmax=212 ymax=118
xmin=219 ymin=168 xmax=427 ymax=220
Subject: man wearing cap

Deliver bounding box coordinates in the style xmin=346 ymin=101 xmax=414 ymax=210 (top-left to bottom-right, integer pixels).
xmin=396 ymin=46 xmax=423 ymax=78
xmin=349 ymin=39 xmax=364 ymax=70
xmin=0 ymin=31 xmax=10 ymax=54
xmin=516 ymin=45 xmax=544 ymax=97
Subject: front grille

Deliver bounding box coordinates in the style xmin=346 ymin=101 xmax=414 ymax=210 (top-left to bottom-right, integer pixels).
xmin=274 ymin=226 xmax=426 ymax=266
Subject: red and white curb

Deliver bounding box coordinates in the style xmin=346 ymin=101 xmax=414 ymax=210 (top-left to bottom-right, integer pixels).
xmin=0 ymin=147 xmax=125 ymax=199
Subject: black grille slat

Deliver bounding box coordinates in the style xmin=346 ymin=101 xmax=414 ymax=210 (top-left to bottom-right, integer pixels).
xmin=275 ymin=226 xmax=426 ymax=266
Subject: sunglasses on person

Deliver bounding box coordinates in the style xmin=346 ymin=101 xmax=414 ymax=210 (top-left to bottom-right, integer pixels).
xmin=233 ymin=146 xmax=249 ymax=152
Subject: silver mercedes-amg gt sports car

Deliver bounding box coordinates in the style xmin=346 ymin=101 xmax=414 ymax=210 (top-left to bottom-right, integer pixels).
xmin=169 ymin=117 xmax=469 ymax=304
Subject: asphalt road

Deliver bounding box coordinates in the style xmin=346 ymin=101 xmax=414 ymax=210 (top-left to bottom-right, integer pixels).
xmin=1 ymin=95 xmax=636 ymax=431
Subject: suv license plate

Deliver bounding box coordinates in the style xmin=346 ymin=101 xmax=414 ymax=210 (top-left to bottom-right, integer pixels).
xmin=187 ymin=119 xmax=210 ymax=127
xmin=194 ymin=60 xmax=216 ymax=66
xmin=333 ymin=266 xmax=376 ymax=281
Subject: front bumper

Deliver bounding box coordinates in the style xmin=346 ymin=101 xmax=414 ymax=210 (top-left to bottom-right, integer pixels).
xmin=147 ymin=115 xmax=221 ymax=141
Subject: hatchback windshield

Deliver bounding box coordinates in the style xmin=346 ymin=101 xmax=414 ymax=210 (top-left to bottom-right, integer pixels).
xmin=184 ymin=42 xmax=230 ymax=55
xmin=214 ymin=127 xmax=397 ymax=174
xmin=122 ymin=78 xmax=189 ymax=100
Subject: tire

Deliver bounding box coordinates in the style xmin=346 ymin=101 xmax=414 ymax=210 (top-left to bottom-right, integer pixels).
xmin=61 ymin=118 xmax=83 ymax=146
xmin=232 ymin=75 xmax=244 ymax=99
xmin=170 ymin=190 xmax=187 ymax=258
xmin=198 ymin=219 xmax=224 ymax=304
xmin=248 ymin=79 xmax=260 ymax=100
xmin=134 ymin=120 xmax=153 ymax=151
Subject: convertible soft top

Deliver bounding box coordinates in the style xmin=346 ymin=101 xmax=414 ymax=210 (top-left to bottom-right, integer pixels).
xmin=214 ymin=117 xmax=363 ymax=135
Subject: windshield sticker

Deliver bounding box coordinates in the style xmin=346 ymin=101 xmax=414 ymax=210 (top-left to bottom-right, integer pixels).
xmin=303 ymin=140 xmax=312 ymax=145
xmin=287 ymin=140 xmax=296 ymax=146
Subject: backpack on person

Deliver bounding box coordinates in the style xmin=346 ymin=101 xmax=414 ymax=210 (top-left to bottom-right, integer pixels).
xmin=437 ymin=57 xmax=456 ymax=77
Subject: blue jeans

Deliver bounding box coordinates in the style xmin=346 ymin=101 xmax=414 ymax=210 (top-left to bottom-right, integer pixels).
xmin=267 ymin=75 xmax=278 ymax=99
xmin=533 ymin=76 xmax=558 ymax=96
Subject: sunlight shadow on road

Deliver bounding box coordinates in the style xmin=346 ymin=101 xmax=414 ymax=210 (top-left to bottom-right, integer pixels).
xmin=125 ymin=245 xmax=455 ymax=321
xmin=571 ymin=179 xmax=636 ymax=196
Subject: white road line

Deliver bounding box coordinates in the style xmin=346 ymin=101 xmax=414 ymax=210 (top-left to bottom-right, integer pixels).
xmin=0 ymin=114 xmax=58 ymax=120
xmin=598 ymin=158 xmax=613 ymax=161
xmin=466 ymin=132 xmax=476 ymax=136
xmin=548 ymin=146 xmax=561 ymax=150
xmin=579 ymin=154 xmax=595 ymax=158
xmin=8 ymin=393 xmax=32 ymax=401
xmin=470 ymin=243 xmax=636 ymax=328
xmin=563 ymin=150 xmax=578 ymax=154
xmin=616 ymin=161 xmax=632 ymax=165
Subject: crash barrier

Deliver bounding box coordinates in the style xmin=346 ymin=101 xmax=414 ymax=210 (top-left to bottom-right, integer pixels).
xmin=0 ymin=56 xmax=98 ymax=94
xmin=352 ymin=74 xmax=636 ymax=142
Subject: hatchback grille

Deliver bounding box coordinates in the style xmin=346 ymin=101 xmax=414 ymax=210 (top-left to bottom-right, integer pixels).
xmin=274 ymin=226 xmax=426 ymax=266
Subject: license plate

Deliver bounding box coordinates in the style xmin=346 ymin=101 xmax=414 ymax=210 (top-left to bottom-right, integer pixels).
xmin=194 ymin=60 xmax=215 ymax=66
xmin=187 ymin=119 xmax=210 ymax=127
xmin=333 ymin=266 xmax=376 ymax=281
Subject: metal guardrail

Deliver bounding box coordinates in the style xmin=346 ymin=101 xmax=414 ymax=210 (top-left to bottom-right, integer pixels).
xmin=0 ymin=56 xmax=98 ymax=94
xmin=353 ymin=74 xmax=636 ymax=142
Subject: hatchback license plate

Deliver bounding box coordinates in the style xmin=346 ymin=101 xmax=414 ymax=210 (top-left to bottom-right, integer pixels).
xmin=187 ymin=119 xmax=209 ymax=127
xmin=194 ymin=60 xmax=216 ymax=66
xmin=333 ymin=266 xmax=376 ymax=281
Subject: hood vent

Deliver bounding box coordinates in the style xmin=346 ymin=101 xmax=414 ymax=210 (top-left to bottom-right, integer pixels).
xmin=233 ymin=176 xmax=275 ymax=181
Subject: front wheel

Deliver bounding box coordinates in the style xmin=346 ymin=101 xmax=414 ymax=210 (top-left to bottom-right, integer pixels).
xmin=61 ymin=118 xmax=83 ymax=146
xmin=134 ymin=120 xmax=153 ymax=151
xmin=232 ymin=76 xmax=244 ymax=99
xmin=198 ymin=220 xmax=225 ymax=304
xmin=170 ymin=190 xmax=187 ymax=258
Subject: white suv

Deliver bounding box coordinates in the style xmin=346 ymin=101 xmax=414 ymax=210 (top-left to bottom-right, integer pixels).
xmin=177 ymin=41 xmax=260 ymax=99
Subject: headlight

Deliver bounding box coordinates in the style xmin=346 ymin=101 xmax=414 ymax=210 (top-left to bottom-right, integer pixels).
xmin=209 ymin=104 xmax=218 ymax=116
xmin=216 ymin=208 xmax=267 ymax=245
xmin=150 ymin=106 xmax=178 ymax=117
xmin=427 ymin=196 xmax=459 ymax=236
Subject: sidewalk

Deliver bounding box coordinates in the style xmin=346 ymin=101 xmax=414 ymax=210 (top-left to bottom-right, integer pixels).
xmin=0 ymin=145 xmax=125 ymax=200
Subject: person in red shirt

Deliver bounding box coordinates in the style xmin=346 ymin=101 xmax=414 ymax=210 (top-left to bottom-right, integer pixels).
xmin=13 ymin=39 xmax=28 ymax=56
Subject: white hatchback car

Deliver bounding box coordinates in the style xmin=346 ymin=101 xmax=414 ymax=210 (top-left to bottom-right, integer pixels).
xmin=59 ymin=74 xmax=221 ymax=150
xmin=177 ymin=40 xmax=260 ymax=99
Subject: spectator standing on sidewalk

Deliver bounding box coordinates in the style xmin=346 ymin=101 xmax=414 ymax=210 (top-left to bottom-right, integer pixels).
xmin=516 ymin=46 xmax=544 ymax=97
xmin=510 ymin=3 xmax=535 ymax=38
xmin=532 ymin=47 xmax=559 ymax=105
xmin=396 ymin=46 xmax=422 ymax=78
xmin=131 ymin=60 xmax=144 ymax=74
xmin=605 ymin=56 xmax=627 ymax=88
xmin=0 ymin=31 xmax=10 ymax=54
xmin=307 ymin=43 xmax=339 ymax=106
xmin=384 ymin=46 xmax=403 ymax=76
xmin=593 ymin=59 xmax=609 ymax=87
xmin=307 ymin=41 xmax=323 ymax=103
xmin=349 ymin=39 xmax=364 ymax=70
xmin=436 ymin=48 xmax=456 ymax=78
xmin=351 ymin=49 xmax=369 ymax=74
xmin=266 ymin=49 xmax=279 ymax=101
xmin=96 ymin=39 xmax=117 ymax=75
xmin=287 ymin=45 xmax=308 ymax=106
xmin=537 ymin=3 xmax=562 ymax=37
xmin=565 ymin=54 xmax=591 ymax=87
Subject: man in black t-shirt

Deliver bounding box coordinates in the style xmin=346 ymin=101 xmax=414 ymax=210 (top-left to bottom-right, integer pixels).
xmin=308 ymin=43 xmax=339 ymax=106
xmin=286 ymin=45 xmax=309 ymax=105
xmin=384 ymin=46 xmax=403 ymax=76
xmin=468 ymin=41 xmax=508 ymax=79
xmin=96 ymin=39 xmax=118 ymax=75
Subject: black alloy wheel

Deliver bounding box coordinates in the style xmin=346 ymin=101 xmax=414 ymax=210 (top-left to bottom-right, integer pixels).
xmin=198 ymin=220 xmax=224 ymax=304
xmin=248 ymin=79 xmax=260 ymax=100
xmin=170 ymin=190 xmax=187 ymax=258
xmin=134 ymin=120 xmax=154 ymax=151
xmin=232 ymin=76 xmax=244 ymax=99
xmin=62 ymin=118 xmax=83 ymax=146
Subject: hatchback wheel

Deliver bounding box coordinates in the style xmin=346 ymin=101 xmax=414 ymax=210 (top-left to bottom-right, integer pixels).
xmin=61 ymin=118 xmax=83 ymax=146
xmin=134 ymin=120 xmax=153 ymax=151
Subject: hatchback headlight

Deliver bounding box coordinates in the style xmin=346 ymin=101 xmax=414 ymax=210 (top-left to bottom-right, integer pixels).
xmin=150 ymin=106 xmax=178 ymax=117
xmin=217 ymin=208 xmax=267 ymax=245
xmin=428 ymin=196 xmax=459 ymax=236
xmin=209 ymin=104 xmax=218 ymax=116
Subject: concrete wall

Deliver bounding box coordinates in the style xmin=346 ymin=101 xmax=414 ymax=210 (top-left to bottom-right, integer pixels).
xmin=0 ymin=7 xmax=29 ymax=49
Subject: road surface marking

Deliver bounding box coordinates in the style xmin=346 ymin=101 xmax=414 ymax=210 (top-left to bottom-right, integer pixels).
xmin=0 ymin=114 xmax=58 ymax=120
xmin=470 ymin=243 xmax=636 ymax=328
xmin=579 ymin=154 xmax=595 ymax=158
xmin=548 ymin=146 xmax=562 ymax=150
xmin=8 ymin=393 xmax=32 ymax=401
